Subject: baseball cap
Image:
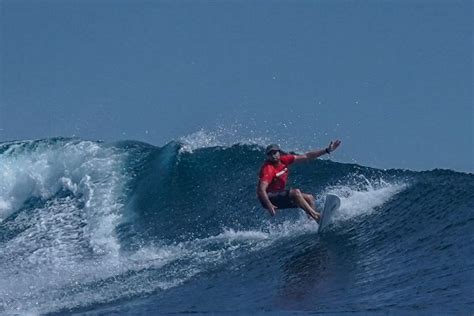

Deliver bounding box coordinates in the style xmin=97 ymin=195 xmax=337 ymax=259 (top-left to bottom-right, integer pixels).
xmin=265 ymin=144 xmax=281 ymax=155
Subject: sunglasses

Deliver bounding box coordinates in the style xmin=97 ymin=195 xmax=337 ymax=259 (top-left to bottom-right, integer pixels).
xmin=267 ymin=150 xmax=280 ymax=156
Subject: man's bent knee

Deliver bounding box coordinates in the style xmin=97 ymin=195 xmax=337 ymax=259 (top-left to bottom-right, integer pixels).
xmin=290 ymin=189 xmax=302 ymax=198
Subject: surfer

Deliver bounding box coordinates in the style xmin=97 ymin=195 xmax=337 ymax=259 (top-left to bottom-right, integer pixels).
xmin=257 ymin=140 xmax=341 ymax=222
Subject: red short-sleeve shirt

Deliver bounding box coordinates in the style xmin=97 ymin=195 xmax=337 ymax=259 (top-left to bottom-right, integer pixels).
xmin=259 ymin=155 xmax=295 ymax=192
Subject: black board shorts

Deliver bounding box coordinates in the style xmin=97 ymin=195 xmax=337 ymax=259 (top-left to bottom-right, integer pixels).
xmin=267 ymin=190 xmax=297 ymax=209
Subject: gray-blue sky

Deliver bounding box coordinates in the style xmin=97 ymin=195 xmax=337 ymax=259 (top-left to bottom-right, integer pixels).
xmin=1 ymin=0 xmax=472 ymax=172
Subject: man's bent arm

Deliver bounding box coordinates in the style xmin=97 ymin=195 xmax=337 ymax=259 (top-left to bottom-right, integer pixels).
xmin=257 ymin=181 xmax=275 ymax=215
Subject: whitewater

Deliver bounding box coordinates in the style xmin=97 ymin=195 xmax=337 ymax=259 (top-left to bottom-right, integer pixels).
xmin=0 ymin=137 xmax=472 ymax=315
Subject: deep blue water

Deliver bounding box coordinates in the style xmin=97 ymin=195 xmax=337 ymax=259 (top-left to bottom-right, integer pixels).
xmin=0 ymin=138 xmax=473 ymax=315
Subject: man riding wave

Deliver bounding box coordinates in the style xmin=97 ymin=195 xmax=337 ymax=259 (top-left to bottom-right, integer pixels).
xmin=257 ymin=140 xmax=341 ymax=222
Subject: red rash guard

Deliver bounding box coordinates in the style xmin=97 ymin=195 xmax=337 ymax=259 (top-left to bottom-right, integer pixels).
xmin=259 ymin=154 xmax=295 ymax=193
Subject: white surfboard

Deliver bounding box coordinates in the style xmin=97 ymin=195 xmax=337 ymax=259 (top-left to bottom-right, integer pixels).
xmin=319 ymin=194 xmax=341 ymax=232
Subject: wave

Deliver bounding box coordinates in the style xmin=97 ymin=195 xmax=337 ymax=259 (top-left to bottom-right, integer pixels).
xmin=0 ymin=137 xmax=472 ymax=314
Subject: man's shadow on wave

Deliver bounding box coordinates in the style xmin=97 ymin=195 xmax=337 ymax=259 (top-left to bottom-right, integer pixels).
xmin=275 ymin=229 xmax=359 ymax=310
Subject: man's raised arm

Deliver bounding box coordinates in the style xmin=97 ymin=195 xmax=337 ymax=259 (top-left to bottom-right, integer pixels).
xmin=293 ymin=140 xmax=341 ymax=163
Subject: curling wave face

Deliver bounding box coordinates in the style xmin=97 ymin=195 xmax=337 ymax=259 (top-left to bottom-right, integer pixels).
xmin=0 ymin=138 xmax=472 ymax=314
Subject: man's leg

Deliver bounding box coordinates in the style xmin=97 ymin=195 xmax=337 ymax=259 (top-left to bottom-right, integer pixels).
xmin=303 ymin=193 xmax=317 ymax=212
xmin=289 ymin=189 xmax=320 ymax=222
xmin=303 ymin=193 xmax=321 ymax=218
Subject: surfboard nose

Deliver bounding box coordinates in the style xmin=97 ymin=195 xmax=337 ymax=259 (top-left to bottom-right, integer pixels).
xmin=319 ymin=194 xmax=341 ymax=232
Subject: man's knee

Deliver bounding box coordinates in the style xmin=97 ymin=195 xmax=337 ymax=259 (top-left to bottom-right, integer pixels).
xmin=290 ymin=189 xmax=302 ymax=198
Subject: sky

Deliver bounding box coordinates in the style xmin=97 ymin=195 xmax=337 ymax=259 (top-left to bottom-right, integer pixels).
xmin=1 ymin=0 xmax=472 ymax=173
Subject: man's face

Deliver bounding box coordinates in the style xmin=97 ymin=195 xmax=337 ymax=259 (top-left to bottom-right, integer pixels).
xmin=267 ymin=150 xmax=280 ymax=163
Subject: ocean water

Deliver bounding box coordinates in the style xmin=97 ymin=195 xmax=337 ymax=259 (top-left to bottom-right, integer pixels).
xmin=0 ymin=137 xmax=473 ymax=315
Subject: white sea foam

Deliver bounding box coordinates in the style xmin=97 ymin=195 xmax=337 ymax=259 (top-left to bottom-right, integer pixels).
xmin=322 ymin=175 xmax=408 ymax=223
xmin=0 ymin=140 xmax=131 ymax=313
xmin=0 ymin=227 xmax=268 ymax=314
xmin=179 ymin=126 xmax=269 ymax=153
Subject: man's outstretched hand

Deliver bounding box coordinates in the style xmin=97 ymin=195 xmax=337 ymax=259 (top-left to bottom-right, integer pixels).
xmin=328 ymin=140 xmax=341 ymax=153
